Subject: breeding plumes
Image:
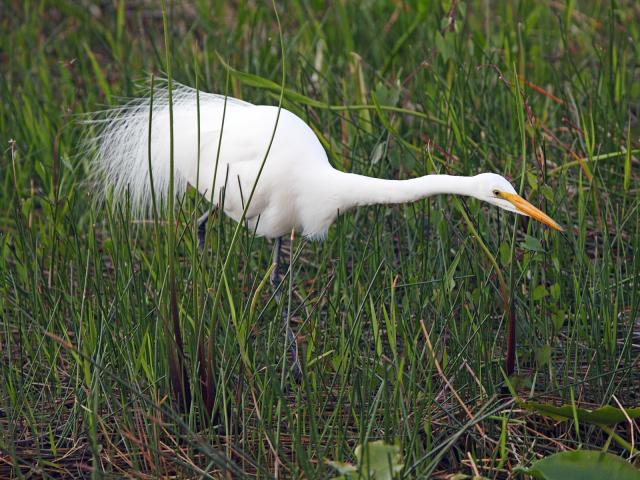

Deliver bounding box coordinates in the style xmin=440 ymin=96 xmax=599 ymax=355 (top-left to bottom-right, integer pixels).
xmin=85 ymin=82 xmax=563 ymax=380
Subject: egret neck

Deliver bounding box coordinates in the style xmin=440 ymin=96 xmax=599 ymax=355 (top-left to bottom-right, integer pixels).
xmin=327 ymin=170 xmax=479 ymax=211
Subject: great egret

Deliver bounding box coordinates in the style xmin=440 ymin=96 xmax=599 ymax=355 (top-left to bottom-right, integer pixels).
xmin=88 ymin=83 xmax=563 ymax=381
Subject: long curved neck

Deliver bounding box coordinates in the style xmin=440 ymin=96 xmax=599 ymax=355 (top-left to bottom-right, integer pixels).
xmin=326 ymin=169 xmax=479 ymax=211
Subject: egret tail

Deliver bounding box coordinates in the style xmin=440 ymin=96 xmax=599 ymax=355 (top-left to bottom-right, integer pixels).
xmin=82 ymin=81 xmax=249 ymax=215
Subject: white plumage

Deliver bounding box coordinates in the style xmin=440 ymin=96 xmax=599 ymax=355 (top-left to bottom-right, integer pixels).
xmin=85 ymin=83 xmax=562 ymax=238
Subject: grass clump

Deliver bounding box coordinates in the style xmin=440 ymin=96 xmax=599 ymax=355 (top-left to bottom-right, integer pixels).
xmin=1 ymin=1 xmax=639 ymax=478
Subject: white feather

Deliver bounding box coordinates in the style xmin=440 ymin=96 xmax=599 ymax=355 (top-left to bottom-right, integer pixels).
xmin=82 ymin=81 xmax=250 ymax=215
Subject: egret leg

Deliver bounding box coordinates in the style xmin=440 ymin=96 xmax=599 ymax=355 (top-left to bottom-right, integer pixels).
xmin=270 ymin=237 xmax=303 ymax=383
xmin=197 ymin=209 xmax=214 ymax=250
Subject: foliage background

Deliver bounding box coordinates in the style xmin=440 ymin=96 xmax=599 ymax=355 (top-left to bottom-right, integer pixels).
xmin=1 ymin=0 xmax=639 ymax=477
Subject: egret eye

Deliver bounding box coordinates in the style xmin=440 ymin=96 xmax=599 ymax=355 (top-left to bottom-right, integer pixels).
xmin=492 ymin=189 xmax=500 ymax=197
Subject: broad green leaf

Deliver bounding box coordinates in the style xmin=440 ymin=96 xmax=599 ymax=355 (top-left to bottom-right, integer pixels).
xmin=532 ymin=284 xmax=548 ymax=300
xmin=499 ymin=241 xmax=511 ymax=266
xmin=520 ymin=234 xmax=545 ymax=253
xmin=521 ymin=401 xmax=640 ymax=425
xmin=540 ymin=185 xmax=554 ymax=202
xmin=356 ymin=441 xmax=404 ymax=480
xmin=327 ymin=441 xmax=404 ymax=480
xmin=372 ymin=82 xmax=400 ymax=107
xmin=518 ymin=450 xmax=640 ymax=480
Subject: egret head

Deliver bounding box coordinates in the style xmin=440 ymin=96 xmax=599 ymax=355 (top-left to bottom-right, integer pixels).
xmin=473 ymin=173 xmax=563 ymax=231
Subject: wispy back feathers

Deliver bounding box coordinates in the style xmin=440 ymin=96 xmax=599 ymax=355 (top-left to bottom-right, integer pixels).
xmin=81 ymin=81 xmax=250 ymax=215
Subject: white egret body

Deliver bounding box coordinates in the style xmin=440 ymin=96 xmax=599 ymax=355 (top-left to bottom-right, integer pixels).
xmin=89 ymin=84 xmax=562 ymax=237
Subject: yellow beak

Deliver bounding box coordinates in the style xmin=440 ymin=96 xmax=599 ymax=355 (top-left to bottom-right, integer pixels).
xmin=499 ymin=192 xmax=564 ymax=232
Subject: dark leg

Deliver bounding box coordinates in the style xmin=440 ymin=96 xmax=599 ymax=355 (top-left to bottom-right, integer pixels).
xmin=197 ymin=209 xmax=214 ymax=250
xmin=270 ymin=237 xmax=303 ymax=383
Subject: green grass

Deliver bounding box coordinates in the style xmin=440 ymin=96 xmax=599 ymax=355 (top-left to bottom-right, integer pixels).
xmin=2 ymin=1 xmax=639 ymax=478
